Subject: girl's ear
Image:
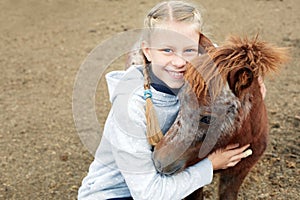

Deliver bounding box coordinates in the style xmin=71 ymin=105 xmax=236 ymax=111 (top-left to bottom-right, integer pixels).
xmin=141 ymin=41 xmax=152 ymax=62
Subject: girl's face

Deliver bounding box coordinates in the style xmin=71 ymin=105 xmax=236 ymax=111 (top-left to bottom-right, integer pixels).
xmin=142 ymin=21 xmax=199 ymax=89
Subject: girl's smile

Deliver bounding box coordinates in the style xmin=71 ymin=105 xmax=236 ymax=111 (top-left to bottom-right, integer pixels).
xmin=166 ymin=69 xmax=185 ymax=80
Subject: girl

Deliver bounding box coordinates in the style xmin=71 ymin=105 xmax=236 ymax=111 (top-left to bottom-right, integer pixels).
xmin=78 ymin=1 xmax=256 ymax=199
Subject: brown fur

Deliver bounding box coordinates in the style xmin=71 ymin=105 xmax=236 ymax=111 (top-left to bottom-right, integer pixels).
xmin=152 ymin=35 xmax=289 ymax=200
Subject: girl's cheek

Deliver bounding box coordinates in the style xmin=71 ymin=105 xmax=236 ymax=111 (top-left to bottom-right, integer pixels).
xmin=179 ymin=53 xmax=197 ymax=62
xmin=186 ymin=54 xmax=198 ymax=61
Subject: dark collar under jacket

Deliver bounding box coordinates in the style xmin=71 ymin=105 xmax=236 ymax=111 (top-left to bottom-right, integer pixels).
xmin=148 ymin=65 xmax=181 ymax=96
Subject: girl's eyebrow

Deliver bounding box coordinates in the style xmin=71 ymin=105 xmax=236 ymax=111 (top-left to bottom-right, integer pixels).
xmin=152 ymin=44 xmax=175 ymax=49
xmin=155 ymin=43 xmax=174 ymax=47
xmin=155 ymin=44 xmax=198 ymax=49
xmin=184 ymin=45 xmax=198 ymax=49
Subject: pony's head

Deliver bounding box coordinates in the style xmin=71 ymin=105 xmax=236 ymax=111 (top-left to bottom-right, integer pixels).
xmin=152 ymin=35 xmax=289 ymax=175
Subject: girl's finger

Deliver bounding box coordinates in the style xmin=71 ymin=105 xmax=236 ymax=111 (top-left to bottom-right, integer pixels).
xmin=236 ymin=144 xmax=250 ymax=154
xmin=226 ymin=144 xmax=250 ymax=157
xmin=229 ymin=149 xmax=253 ymax=163
xmin=258 ymin=76 xmax=267 ymax=99
xmin=225 ymin=143 xmax=240 ymax=150
xmin=226 ymin=159 xmax=241 ymax=168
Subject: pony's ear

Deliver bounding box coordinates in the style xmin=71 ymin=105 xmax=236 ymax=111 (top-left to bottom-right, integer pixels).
xmin=198 ymin=33 xmax=214 ymax=54
xmin=228 ymin=67 xmax=253 ymax=97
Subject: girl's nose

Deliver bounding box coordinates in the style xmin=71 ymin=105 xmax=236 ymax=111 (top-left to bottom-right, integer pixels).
xmin=171 ymin=54 xmax=187 ymax=68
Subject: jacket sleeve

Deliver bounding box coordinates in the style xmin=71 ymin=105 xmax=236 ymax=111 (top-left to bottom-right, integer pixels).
xmin=107 ymin=96 xmax=213 ymax=200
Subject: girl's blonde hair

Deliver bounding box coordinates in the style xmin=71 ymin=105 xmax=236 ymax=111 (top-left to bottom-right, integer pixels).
xmin=141 ymin=1 xmax=204 ymax=146
xmin=144 ymin=1 xmax=203 ymax=31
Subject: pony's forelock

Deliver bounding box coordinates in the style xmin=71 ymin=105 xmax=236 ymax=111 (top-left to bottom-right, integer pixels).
xmin=216 ymin=35 xmax=289 ymax=78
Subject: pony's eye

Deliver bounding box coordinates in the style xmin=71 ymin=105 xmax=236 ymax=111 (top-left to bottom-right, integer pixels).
xmin=199 ymin=115 xmax=216 ymax=125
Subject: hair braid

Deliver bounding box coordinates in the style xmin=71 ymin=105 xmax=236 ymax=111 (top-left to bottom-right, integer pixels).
xmin=143 ymin=61 xmax=163 ymax=146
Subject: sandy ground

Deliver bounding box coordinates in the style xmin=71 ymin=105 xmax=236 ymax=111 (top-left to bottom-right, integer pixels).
xmin=0 ymin=0 xmax=299 ymax=199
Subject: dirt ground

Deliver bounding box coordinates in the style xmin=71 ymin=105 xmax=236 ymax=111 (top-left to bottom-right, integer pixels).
xmin=0 ymin=0 xmax=299 ymax=199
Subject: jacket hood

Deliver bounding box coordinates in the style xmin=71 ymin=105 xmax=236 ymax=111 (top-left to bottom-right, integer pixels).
xmin=105 ymin=66 xmax=144 ymax=103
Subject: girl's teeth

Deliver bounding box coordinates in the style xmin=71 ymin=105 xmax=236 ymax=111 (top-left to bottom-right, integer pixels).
xmin=170 ymin=71 xmax=183 ymax=78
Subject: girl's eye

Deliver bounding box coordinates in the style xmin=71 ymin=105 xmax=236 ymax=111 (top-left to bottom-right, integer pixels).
xmin=184 ymin=49 xmax=197 ymax=53
xmin=160 ymin=48 xmax=173 ymax=53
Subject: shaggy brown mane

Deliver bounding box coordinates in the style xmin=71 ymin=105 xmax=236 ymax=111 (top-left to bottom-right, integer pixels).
xmin=213 ymin=35 xmax=289 ymax=78
xmin=184 ymin=35 xmax=289 ymax=103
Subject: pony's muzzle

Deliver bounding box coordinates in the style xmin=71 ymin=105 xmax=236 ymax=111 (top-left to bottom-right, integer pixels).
xmin=153 ymin=156 xmax=185 ymax=175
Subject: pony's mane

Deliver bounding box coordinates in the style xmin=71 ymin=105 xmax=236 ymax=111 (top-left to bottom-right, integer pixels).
xmin=184 ymin=54 xmax=219 ymax=104
xmin=184 ymin=35 xmax=289 ymax=102
xmin=213 ymin=35 xmax=289 ymax=78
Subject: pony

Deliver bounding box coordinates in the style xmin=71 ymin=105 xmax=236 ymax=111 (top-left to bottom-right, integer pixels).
xmin=152 ymin=35 xmax=288 ymax=200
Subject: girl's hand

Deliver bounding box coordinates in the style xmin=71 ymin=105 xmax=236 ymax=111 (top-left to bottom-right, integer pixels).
xmin=208 ymin=144 xmax=252 ymax=170
xmin=258 ymin=76 xmax=266 ymax=99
